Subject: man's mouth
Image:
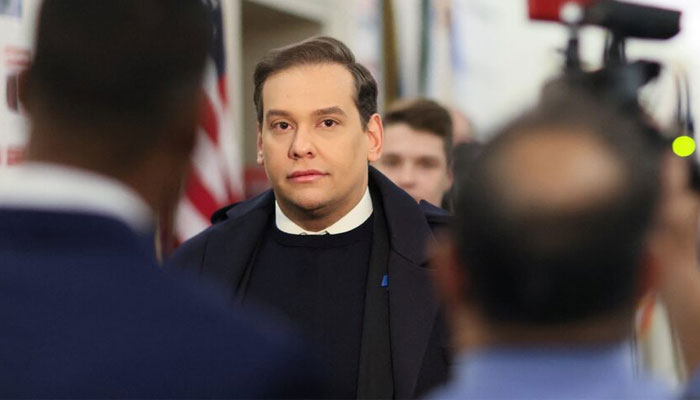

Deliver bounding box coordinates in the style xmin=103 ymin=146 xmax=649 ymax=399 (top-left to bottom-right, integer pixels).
xmin=287 ymin=170 xmax=328 ymax=183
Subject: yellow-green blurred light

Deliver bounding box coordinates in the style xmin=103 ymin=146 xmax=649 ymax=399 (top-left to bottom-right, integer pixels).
xmin=672 ymin=136 xmax=696 ymax=157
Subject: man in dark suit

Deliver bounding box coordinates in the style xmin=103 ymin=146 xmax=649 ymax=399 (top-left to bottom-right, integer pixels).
xmin=171 ymin=36 xmax=450 ymax=398
xmin=0 ymin=1 xmax=319 ymax=397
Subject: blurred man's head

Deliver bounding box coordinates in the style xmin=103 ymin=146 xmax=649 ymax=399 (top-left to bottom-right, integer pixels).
xmin=375 ymin=99 xmax=453 ymax=206
xmin=22 ymin=0 xmax=210 ymax=213
xmin=434 ymin=96 xmax=663 ymax=346
xmin=253 ymin=36 xmax=383 ymax=231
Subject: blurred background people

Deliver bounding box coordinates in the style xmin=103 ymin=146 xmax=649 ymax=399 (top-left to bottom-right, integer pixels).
xmin=374 ymin=98 xmax=454 ymax=207
xmin=0 ymin=1 xmax=319 ymax=397
xmin=430 ymin=94 xmax=674 ymax=398
xmin=450 ymin=108 xmax=476 ymax=145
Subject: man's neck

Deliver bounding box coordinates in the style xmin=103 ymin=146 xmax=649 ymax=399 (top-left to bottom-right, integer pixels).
xmin=451 ymin=310 xmax=632 ymax=353
xmin=26 ymin=131 xmax=164 ymax=215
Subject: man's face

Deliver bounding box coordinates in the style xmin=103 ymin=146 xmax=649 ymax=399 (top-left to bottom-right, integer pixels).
xmin=375 ymin=123 xmax=452 ymax=206
xmin=257 ymin=63 xmax=382 ymax=227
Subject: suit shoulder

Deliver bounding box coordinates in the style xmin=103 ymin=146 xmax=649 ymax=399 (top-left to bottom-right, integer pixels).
xmin=167 ymin=223 xmax=216 ymax=272
xmin=210 ymin=203 xmax=237 ymax=224
xmin=168 ymin=192 xmax=273 ymax=272
xmin=211 ymin=190 xmax=274 ymax=224
xmin=419 ymin=201 xmax=452 ymax=230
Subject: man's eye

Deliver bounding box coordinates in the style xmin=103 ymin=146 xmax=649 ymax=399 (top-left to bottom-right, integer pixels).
xmin=418 ymin=159 xmax=440 ymax=169
xmin=273 ymin=122 xmax=291 ymax=130
xmin=381 ymin=157 xmax=401 ymax=167
xmin=321 ymin=119 xmax=336 ymax=128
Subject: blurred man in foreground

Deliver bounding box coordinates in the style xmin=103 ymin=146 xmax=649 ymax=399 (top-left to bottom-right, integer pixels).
xmin=430 ymin=96 xmax=678 ymax=398
xmin=374 ymin=98 xmax=453 ymax=207
xmin=0 ymin=1 xmax=318 ymax=397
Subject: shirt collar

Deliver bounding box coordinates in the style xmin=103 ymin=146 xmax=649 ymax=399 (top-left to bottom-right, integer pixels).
xmin=437 ymin=342 xmax=654 ymax=399
xmin=0 ymin=162 xmax=154 ymax=233
xmin=275 ymin=187 xmax=373 ymax=235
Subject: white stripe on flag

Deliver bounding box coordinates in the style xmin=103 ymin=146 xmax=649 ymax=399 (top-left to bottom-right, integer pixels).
xmin=192 ymin=130 xmax=229 ymax=205
xmin=175 ymin=197 xmax=211 ymax=241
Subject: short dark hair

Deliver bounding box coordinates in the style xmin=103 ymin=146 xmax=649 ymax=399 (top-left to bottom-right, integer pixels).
xmin=26 ymin=0 xmax=209 ymax=153
xmin=453 ymin=95 xmax=663 ymax=325
xmin=384 ymin=98 xmax=454 ymax=164
xmin=253 ymin=36 xmax=378 ymax=129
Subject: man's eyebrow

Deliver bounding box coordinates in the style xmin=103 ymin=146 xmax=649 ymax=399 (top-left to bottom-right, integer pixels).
xmin=313 ymin=107 xmax=347 ymax=117
xmin=265 ymin=109 xmax=291 ymax=120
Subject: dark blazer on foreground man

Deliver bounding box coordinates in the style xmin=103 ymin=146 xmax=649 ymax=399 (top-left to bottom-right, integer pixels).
xmin=0 ymin=201 xmax=317 ymax=398
xmin=171 ymin=167 xmax=451 ymax=398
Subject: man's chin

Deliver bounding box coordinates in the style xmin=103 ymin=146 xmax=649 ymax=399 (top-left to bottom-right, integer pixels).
xmin=292 ymin=198 xmax=328 ymax=214
xmin=278 ymin=192 xmax=329 ymax=215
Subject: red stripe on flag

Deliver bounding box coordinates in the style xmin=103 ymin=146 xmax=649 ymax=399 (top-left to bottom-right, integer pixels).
xmin=185 ymin=170 xmax=220 ymax=220
xmin=200 ymin=94 xmax=219 ymax=145
xmin=218 ymin=76 xmax=228 ymax=104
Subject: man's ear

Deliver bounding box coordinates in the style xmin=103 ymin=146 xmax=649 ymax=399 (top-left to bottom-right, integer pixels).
xmin=430 ymin=234 xmax=469 ymax=309
xmin=17 ymin=68 xmax=31 ymax=113
xmin=256 ymin=123 xmax=264 ymax=165
xmin=637 ymin=246 xmax=661 ymax=301
xmin=444 ymin=163 xmax=455 ymax=192
xmin=365 ymin=113 xmax=383 ymax=162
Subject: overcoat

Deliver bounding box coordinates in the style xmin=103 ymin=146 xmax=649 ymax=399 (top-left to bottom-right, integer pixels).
xmin=171 ymin=166 xmax=452 ymax=398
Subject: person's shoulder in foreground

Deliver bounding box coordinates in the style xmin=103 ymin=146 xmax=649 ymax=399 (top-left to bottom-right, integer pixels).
xmin=427 ymin=344 xmax=671 ymax=399
xmin=0 ymin=207 xmax=322 ymax=397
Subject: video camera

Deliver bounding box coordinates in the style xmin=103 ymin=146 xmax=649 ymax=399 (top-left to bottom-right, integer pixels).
xmin=528 ymin=0 xmax=700 ymax=190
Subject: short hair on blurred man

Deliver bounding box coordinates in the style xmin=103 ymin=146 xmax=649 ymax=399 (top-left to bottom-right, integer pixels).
xmin=25 ymin=0 xmax=206 ymax=178
xmin=0 ymin=1 xmax=319 ymax=397
xmin=459 ymin=100 xmax=661 ymax=324
xmin=430 ymin=94 xmax=670 ymax=398
xmin=374 ymin=98 xmax=454 ymax=206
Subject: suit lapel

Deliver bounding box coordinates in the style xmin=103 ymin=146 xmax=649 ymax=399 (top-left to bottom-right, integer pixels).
xmin=201 ymin=191 xmax=275 ymax=298
xmin=369 ymin=167 xmax=440 ymax=398
xmin=388 ymin=253 xmax=440 ymax=398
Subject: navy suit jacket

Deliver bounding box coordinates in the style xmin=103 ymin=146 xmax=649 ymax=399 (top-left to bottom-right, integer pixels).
xmin=0 ymin=208 xmax=319 ymax=398
xmin=170 ymin=166 xmax=452 ymax=398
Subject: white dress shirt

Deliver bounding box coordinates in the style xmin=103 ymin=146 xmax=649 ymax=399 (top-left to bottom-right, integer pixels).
xmin=0 ymin=162 xmax=153 ymax=233
xmin=275 ymin=187 xmax=373 ymax=235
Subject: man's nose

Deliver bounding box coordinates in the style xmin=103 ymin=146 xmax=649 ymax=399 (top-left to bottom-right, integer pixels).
xmin=396 ymin=164 xmax=416 ymax=188
xmin=289 ymin=125 xmax=315 ymax=159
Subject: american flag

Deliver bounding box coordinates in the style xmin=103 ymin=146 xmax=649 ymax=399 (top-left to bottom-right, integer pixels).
xmin=169 ymin=0 xmax=243 ymax=249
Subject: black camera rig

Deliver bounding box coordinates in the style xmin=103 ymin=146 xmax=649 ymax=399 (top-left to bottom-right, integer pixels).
xmin=531 ymin=0 xmax=700 ymax=189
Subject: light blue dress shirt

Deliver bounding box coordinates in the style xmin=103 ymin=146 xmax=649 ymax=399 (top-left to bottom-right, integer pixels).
xmin=428 ymin=342 xmax=673 ymax=399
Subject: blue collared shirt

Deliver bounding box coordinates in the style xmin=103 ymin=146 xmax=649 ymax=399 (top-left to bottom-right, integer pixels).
xmin=428 ymin=343 xmax=673 ymax=399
